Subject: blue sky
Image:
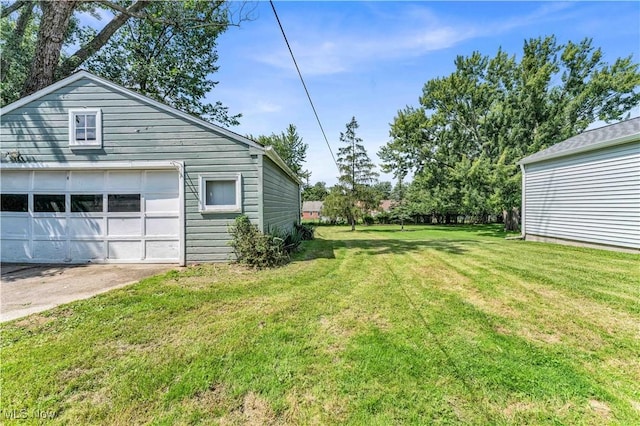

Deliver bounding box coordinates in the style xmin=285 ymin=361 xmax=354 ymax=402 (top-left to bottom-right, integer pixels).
xmin=211 ymin=1 xmax=640 ymax=185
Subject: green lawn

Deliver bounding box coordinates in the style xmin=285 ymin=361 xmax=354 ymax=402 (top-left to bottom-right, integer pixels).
xmin=2 ymin=225 xmax=639 ymax=424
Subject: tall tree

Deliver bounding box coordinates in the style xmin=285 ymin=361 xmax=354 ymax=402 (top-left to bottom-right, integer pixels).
xmin=1 ymin=1 xmax=249 ymax=125
xmin=337 ymin=117 xmax=378 ymax=231
xmin=249 ymin=124 xmax=310 ymax=182
xmin=378 ymin=36 xmax=640 ymax=230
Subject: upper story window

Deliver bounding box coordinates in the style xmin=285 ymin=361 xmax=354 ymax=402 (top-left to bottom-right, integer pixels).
xmin=69 ymin=108 xmax=102 ymax=149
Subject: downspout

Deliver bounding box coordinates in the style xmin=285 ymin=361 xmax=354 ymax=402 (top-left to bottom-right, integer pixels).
xmin=519 ymin=163 xmax=526 ymax=240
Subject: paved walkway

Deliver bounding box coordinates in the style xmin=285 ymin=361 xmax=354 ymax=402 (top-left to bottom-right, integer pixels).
xmin=1 ymin=263 xmax=176 ymax=323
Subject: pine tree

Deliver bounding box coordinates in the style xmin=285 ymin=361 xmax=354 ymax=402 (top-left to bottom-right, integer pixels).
xmin=336 ymin=117 xmax=378 ymax=230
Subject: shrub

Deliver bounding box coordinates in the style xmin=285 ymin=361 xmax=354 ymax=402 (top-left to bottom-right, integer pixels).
xmin=294 ymin=222 xmax=315 ymax=240
xmin=376 ymin=211 xmax=391 ymax=224
xmin=362 ymin=215 xmax=374 ymax=226
xmin=229 ymin=216 xmax=289 ymax=268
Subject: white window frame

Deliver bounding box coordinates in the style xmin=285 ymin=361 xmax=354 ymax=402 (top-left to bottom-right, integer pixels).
xmin=68 ymin=108 xmax=102 ymax=149
xmin=199 ymin=173 xmax=242 ymax=213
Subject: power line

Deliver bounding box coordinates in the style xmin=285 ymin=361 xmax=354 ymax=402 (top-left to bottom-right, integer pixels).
xmin=269 ymin=0 xmax=338 ymax=170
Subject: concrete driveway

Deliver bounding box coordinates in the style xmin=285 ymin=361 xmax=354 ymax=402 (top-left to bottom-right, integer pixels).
xmin=1 ymin=263 xmax=176 ymax=323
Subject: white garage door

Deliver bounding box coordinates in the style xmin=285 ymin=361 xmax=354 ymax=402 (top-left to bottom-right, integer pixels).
xmin=1 ymin=169 xmax=181 ymax=263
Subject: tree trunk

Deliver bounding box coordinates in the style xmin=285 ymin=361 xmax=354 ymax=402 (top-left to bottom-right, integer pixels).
xmin=21 ymin=0 xmax=77 ymax=97
xmin=1 ymin=1 xmax=33 ymax=83
xmin=503 ymin=207 xmax=520 ymax=231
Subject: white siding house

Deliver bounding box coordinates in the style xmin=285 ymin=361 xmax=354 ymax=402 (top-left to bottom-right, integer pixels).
xmin=518 ymin=118 xmax=640 ymax=252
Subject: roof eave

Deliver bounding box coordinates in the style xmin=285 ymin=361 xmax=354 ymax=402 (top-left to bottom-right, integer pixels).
xmin=518 ymin=133 xmax=639 ymax=166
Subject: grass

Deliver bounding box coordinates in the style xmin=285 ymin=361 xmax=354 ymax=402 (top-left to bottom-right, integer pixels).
xmin=1 ymin=224 xmax=639 ymax=424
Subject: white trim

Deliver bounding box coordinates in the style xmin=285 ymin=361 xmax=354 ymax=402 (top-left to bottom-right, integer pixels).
xmin=198 ymin=173 xmax=242 ymax=213
xmin=0 ymin=160 xmax=182 ymax=170
xmin=519 ymin=163 xmax=526 ymax=238
xmin=68 ymin=108 xmax=102 ymax=149
xmin=518 ymin=133 xmax=639 ymax=165
xmin=176 ymin=162 xmax=186 ymax=266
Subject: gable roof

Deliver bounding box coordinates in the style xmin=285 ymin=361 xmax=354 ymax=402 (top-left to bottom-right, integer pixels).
xmin=302 ymin=201 xmax=323 ymax=212
xmin=519 ymin=117 xmax=640 ymax=165
xmin=0 ymin=70 xmax=301 ymax=184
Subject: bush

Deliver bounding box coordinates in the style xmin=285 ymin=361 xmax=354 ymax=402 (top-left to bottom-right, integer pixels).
xmin=375 ymin=211 xmax=391 ymax=224
xmin=229 ymin=216 xmax=289 ymax=268
xmin=362 ymin=215 xmax=374 ymax=226
xmin=294 ymin=222 xmax=315 ymax=240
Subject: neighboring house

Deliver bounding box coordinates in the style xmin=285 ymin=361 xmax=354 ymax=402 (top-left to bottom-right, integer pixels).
xmin=302 ymin=201 xmax=323 ymax=220
xmin=518 ymin=118 xmax=640 ymax=252
xmin=0 ymin=71 xmax=301 ymax=265
xmin=378 ymin=199 xmax=394 ymax=213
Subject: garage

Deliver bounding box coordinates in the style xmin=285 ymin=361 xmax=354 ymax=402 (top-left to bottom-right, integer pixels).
xmin=1 ymin=166 xmax=183 ymax=263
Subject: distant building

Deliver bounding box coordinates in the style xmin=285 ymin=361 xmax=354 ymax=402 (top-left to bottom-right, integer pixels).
xmin=518 ymin=117 xmax=639 ymax=252
xmin=378 ymin=200 xmax=394 ymax=213
xmin=302 ymin=201 xmax=323 ymax=220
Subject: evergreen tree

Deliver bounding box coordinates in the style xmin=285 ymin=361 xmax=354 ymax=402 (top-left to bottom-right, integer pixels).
xmin=336 ymin=117 xmax=378 ymax=230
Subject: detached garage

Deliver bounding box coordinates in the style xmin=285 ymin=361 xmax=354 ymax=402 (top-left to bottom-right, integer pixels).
xmin=518 ymin=118 xmax=640 ymax=252
xmin=1 ymin=71 xmax=301 ymax=265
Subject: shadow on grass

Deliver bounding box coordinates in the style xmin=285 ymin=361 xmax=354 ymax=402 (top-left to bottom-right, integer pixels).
xmin=295 ymin=236 xmax=476 ymax=262
xmin=358 ymin=224 xmax=510 ymax=238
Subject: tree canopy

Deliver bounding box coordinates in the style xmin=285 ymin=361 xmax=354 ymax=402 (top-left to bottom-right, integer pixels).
xmin=379 ymin=36 xmax=640 ymax=230
xmin=1 ymin=0 xmax=249 ymax=126
xmin=249 ymin=124 xmax=310 ymax=183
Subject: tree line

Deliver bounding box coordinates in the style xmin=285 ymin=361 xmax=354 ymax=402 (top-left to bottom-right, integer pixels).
xmin=379 ymin=36 xmax=639 ymax=230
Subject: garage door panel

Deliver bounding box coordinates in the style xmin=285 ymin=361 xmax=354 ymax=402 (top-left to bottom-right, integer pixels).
xmin=1 ymin=171 xmax=31 ymax=191
xmin=146 ymin=217 xmax=179 ymax=236
xmin=146 ymin=240 xmax=179 ymax=260
xmin=107 ymin=171 xmax=141 ymax=191
xmin=108 ymin=241 xmax=141 ymax=260
xmin=33 ymin=171 xmax=67 ymax=191
xmin=145 ymin=193 xmax=179 ymax=213
xmin=70 ymin=240 xmax=104 ymax=260
xmin=33 ymin=240 xmax=67 ymax=261
xmin=145 ymin=171 xmax=179 ymax=192
xmin=1 ymin=240 xmax=30 ymax=261
xmin=33 ymin=217 xmax=66 ymax=238
xmin=108 ymin=217 xmax=141 ymax=236
xmin=69 ymin=171 xmax=105 ymax=191
xmin=2 ymin=216 xmax=29 ymax=237
xmin=69 ymin=217 xmax=104 ymax=237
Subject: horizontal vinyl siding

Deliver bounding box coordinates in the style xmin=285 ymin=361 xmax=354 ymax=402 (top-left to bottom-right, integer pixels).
xmin=1 ymin=78 xmax=259 ymax=262
xmin=524 ymin=141 xmax=640 ymax=249
xmin=262 ymin=157 xmax=300 ymax=234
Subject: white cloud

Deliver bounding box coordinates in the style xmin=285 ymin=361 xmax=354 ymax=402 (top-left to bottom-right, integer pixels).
xmin=252 ymin=2 xmax=576 ymax=76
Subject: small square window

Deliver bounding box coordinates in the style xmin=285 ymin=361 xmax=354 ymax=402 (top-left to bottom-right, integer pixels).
xmin=69 ymin=109 xmax=102 ymax=149
xmin=199 ymin=174 xmax=241 ymax=213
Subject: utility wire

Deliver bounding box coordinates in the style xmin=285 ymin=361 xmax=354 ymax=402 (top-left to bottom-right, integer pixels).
xmin=269 ymin=0 xmax=338 ymax=170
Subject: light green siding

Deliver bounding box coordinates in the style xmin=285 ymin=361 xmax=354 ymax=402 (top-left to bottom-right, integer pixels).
xmin=262 ymin=157 xmax=300 ymax=233
xmin=1 ymin=77 xmax=265 ymax=262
